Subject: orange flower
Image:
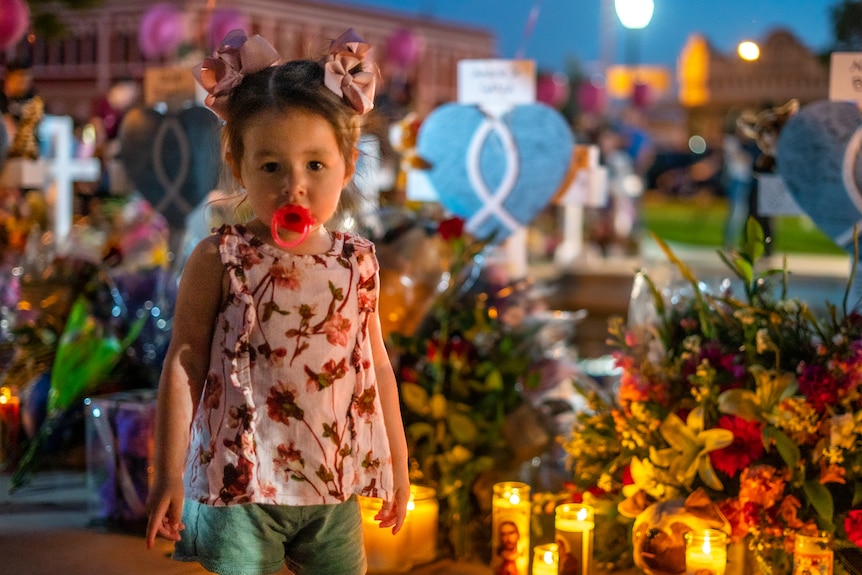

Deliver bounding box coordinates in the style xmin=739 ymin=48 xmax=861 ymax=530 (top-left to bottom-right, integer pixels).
xmin=776 ymin=495 xmax=804 ymax=529
xmin=738 ymin=465 xmax=788 ymax=509
xmin=819 ymin=461 xmax=846 ymax=485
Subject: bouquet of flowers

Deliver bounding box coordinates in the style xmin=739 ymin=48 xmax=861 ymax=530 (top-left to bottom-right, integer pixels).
xmin=387 ymin=216 xmax=545 ymax=560
xmin=562 ymin=220 xmax=862 ymax=574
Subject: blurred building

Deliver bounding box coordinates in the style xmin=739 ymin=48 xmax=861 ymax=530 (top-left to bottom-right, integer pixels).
xmin=677 ymin=28 xmax=828 ymax=144
xmin=1 ymin=0 xmax=495 ymax=121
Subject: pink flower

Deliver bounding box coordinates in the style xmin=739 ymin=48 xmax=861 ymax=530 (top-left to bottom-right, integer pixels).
xmin=324 ymin=312 xmax=351 ymax=346
xmin=269 ymin=262 xmax=301 ymax=291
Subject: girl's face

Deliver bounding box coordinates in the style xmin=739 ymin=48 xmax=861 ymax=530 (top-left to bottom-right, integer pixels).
xmin=229 ymin=108 xmax=355 ymax=246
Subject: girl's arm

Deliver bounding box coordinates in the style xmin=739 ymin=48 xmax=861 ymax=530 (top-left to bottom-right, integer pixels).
xmin=368 ymin=304 xmax=411 ymax=535
xmin=146 ymin=235 xmax=224 ymax=549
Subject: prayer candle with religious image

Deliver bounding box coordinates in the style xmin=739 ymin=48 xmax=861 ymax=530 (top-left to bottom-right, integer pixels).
xmin=531 ymin=543 xmax=559 ymax=575
xmin=684 ymin=529 xmax=728 ymax=575
xmin=555 ymin=503 xmax=594 ymax=575
xmin=0 ymin=386 xmax=20 ymax=466
xmin=492 ymin=481 xmax=531 ymax=575
xmin=793 ymin=531 xmax=833 ymax=575
xmin=407 ymin=485 xmax=438 ymax=565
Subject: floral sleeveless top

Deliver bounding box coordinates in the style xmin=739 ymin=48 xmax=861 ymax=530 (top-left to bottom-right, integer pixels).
xmin=183 ymin=224 xmax=394 ymax=506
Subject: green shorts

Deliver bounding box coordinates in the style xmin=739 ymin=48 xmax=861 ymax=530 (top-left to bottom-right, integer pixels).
xmin=173 ymin=498 xmax=366 ymax=575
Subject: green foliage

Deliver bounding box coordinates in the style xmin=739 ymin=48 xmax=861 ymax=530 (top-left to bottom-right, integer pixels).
xmin=831 ymin=0 xmax=862 ymax=52
xmin=26 ymin=0 xmax=106 ymax=39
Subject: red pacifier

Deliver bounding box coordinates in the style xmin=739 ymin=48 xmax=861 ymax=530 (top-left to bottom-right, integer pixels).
xmin=271 ymin=204 xmax=314 ymax=248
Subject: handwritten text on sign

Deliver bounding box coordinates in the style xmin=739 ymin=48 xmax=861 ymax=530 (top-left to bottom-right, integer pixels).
xmin=457 ymin=60 xmax=536 ymax=112
xmin=829 ymin=52 xmax=862 ymax=104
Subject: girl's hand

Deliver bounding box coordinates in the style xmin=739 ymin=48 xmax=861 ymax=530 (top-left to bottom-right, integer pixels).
xmin=145 ymin=479 xmax=186 ymax=549
xmin=374 ymin=484 xmax=409 ymax=535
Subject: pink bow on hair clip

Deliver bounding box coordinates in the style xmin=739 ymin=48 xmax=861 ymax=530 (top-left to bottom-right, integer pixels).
xmin=193 ymin=29 xmax=280 ymax=119
xmin=322 ymin=28 xmax=378 ymax=115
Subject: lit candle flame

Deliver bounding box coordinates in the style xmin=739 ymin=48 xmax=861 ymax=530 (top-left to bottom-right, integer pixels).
xmin=0 ymin=387 xmax=10 ymax=404
xmin=509 ymin=493 xmax=520 ymax=505
xmin=577 ymin=507 xmax=587 ymax=522
xmin=702 ymin=538 xmax=712 ymax=555
xmin=543 ymin=550 xmax=554 ymax=565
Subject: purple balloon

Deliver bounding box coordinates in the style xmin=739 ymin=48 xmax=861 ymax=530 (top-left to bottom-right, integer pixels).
xmin=208 ymin=9 xmax=249 ymax=51
xmin=0 ymin=0 xmax=29 ymax=51
xmin=386 ymin=29 xmax=423 ymax=69
xmin=138 ymin=3 xmax=184 ymax=60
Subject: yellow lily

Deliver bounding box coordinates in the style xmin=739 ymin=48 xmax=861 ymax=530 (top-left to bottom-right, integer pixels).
xmin=718 ymin=364 xmax=798 ymax=423
xmin=622 ymin=456 xmax=680 ymax=501
xmin=651 ymin=407 xmax=734 ymax=490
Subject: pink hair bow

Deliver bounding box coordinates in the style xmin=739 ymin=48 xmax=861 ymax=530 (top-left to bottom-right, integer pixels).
xmin=322 ymin=28 xmax=378 ymax=115
xmin=193 ymin=29 xmax=280 ymax=119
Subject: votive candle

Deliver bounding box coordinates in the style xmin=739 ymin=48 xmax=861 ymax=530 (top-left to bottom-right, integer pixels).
xmin=555 ymin=503 xmax=594 ymax=575
xmin=492 ymin=481 xmax=531 ymax=575
xmin=684 ymin=529 xmax=728 ymax=575
xmin=358 ymin=495 xmax=412 ymax=574
xmin=0 ymin=386 xmax=20 ymax=466
xmin=793 ymin=531 xmax=833 ymax=575
xmin=532 ymin=543 xmax=559 ymax=575
xmin=407 ymin=485 xmax=438 ymax=565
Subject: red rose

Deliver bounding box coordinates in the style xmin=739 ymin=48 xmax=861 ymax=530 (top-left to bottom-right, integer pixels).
xmin=845 ymin=509 xmax=862 ymax=547
xmin=438 ymin=217 xmax=465 ymax=240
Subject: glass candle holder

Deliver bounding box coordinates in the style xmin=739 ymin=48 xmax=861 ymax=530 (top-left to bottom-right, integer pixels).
xmin=684 ymin=529 xmax=728 ymax=575
xmin=555 ymin=503 xmax=594 ymax=575
xmin=793 ymin=531 xmax=833 ymax=575
xmin=358 ymin=495 xmax=412 ymax=574
xmin=407 ymin=485 xmax=438 ymax=566
xmin=492 ymin=481 xmax=531 ymax=575
xmin=532 ymin=543 xmax=559 ymax=575
xmin=0 ymin=386 xmax=20 ymax=466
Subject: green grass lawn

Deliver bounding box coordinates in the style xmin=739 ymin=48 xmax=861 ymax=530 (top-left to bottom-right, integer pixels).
xmin=641 ymin=194 xmax=846 ymax=255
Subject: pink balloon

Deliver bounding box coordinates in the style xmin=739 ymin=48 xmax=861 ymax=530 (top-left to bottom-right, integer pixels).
xmin=632 ymin=82 xmax=651 ymax=109
xmin=536 ymin=73 xmax=569 ymax=108
xmin=0 ymin=0 xmax=30 ymax=51
xmin=386 ymin=29 xmax=423 ymax=69
xmin=208 ymin=9 xmax=249 ymax=50
xmin=578 ymin=82 xmax=606 ymax=115
xmin=138 ymin=3 xmax=184 ymax=60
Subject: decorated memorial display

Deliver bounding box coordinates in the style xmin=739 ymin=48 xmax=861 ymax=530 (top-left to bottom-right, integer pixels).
xmin=556 ymin=96 xmax=862 ymax=575
xmin=4 ymin=6 xmax=862 ymax=575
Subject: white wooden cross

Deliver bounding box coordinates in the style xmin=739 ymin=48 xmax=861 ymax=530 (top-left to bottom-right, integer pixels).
xmin=554 ymin=144 xmax=608 ymax=266
xmin=38 ymin=115 xmax=101 ymax=245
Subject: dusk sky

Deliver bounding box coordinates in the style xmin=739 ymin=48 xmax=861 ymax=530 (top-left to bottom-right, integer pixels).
xmin=335 ymin=0 xmax=838 ymax=74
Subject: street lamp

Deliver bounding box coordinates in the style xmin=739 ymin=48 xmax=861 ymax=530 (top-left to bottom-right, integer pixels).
xmin=615 ymin=0 xmax=654 ymax=66
xmin=737 ymin=40 xmax=760 ymax=61
xmin=614 ymin=0 xmax=654 ymax=30
xmin=615 ymin=0 xmax=654 ymax=104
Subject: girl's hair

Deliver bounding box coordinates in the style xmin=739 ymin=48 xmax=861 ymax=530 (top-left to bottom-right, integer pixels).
xmin=219 ymin=60 xmax=366 ymax=222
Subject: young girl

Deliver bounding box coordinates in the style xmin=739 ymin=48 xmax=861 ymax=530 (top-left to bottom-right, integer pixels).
xmin=145 ymin=29 xmax=410 ymax=575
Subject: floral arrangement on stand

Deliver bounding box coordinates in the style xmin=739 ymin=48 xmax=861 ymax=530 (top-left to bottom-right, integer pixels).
xmin=562 ymin=220 xmax=862 ymax=575
xmin=386 ymin=216 xmax=546 ymax=562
